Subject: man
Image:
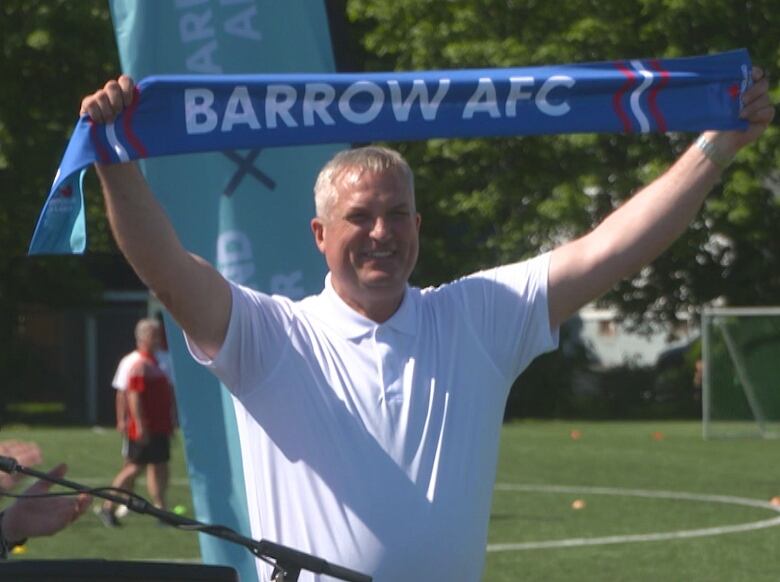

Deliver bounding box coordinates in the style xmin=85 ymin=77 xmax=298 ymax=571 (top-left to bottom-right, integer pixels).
xmin=109 ymin=314 xmax=176 ymax=519
xmin=98 ymin=318 xmax=175 ymax=527
xmin=80 ymin=69 xmax=773 ymax=579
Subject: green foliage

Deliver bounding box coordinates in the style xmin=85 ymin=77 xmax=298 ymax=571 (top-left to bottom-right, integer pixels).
xmin=0 ymin=0 xmax=120 ymax=254
xmin=0 ymin=1 xmax=121 ymax=412
xmin=0 ymin=1 xmax=777 ymax=421
xmin=346 ymin=0 xmax=780 ymax=326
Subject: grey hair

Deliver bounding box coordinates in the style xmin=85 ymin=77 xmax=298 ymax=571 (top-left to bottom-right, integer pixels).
xmin=313 ymin=146 xmax=415 ymax=219
xmin=135 ymin=318 xmax=160 ymax=343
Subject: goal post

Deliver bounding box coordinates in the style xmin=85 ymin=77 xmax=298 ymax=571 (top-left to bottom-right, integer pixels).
xmin=702 ymin=306 xmax=780 ymax=439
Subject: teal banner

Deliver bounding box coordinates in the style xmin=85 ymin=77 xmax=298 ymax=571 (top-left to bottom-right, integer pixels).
xmin=109 ymin=2 xmax=342 ymax=579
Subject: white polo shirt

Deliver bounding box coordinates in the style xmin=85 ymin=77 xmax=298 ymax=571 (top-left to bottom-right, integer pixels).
xmin=188 ymin=253 xmax=558 ymax=582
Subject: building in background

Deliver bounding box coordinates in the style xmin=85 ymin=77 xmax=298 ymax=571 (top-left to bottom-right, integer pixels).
xmin=6 ymin=255 xmax=150 ymax=426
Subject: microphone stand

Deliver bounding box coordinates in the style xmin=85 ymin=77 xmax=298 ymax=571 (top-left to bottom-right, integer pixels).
xmin=0 ymin=455 xmax=371 ymax=582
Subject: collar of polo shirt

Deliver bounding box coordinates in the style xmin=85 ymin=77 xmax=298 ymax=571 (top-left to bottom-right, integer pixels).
xmin=312 ymin=273 xmax=418 ymax=339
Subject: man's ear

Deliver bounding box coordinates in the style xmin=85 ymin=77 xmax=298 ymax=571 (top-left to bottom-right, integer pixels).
xmin=311 ymin=217 xmax=326 ymax=254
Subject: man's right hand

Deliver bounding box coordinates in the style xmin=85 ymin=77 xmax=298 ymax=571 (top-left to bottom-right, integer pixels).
xmin=80 ymin=75 xmax=135 ymax=124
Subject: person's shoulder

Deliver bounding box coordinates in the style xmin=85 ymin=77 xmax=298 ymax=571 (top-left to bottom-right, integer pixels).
xmin=115 ymin=350 xmax=144 ymax=378
xmin=116 ymin=350 xmax=140 ymax=369
xmin=127 ymin=359 xmax=145 ymax=376
xmin=230 ymin=280 xmax=305 ymax=315
xmin=418 ymin=273 xmax=475 ymax=301
xmin=419 ymin=254 xmax=548 ymax=305
xmin=416 ymin=279 xmax=460 ymax=313
xmin=128 ymin=352 xmax=156 ymax=376
xmin=270 ymin=285 xmax=328 ymax=324
xmin=442 ymin=254 xmax=549 ymax=288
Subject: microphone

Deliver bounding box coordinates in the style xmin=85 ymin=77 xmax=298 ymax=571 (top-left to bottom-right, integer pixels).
xmin=0 ymin=455 xmax=18 ymax=474
xmin=0 ymin=454 xmax=372 ymax=582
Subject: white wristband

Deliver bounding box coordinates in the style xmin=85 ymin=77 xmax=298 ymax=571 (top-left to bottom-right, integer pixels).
xmin=695 ymin=135 xmax=733 ymax=171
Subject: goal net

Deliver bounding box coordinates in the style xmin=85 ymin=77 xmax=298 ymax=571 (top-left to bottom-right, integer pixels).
xmin=702 ymin=307 xmax=780 ymax=439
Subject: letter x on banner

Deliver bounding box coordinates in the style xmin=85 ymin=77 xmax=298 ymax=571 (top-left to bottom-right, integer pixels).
xmin=29 ymin=49 xmax=751 ymax=255
xmin=222 ymin=150 xmax=276 ymax=197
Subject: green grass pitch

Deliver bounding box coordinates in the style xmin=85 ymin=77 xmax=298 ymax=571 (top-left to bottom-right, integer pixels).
xmin=2 ymin=421 xmax=780 ymax=581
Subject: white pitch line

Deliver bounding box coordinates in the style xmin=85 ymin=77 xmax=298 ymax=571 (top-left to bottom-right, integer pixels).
xmin=487 ymin=483 xmax=780 ymax=552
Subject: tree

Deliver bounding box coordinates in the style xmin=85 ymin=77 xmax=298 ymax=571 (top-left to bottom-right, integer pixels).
xmin=1 ymin=1 xmax=776 ymax=419
xmin=0 ymin=1 xmax=121 ymax=412
xmin=346 ymin=0 xmax=780 ymax=329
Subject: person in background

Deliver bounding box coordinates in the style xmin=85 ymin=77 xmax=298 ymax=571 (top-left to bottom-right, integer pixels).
xmin=107 ymin=313 xmax=176 ymax=519
xmin=98 ymin=318 xmax=176 ymax=527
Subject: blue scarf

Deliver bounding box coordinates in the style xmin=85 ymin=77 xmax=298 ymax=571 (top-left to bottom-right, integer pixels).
xmin=29 ymin=49 xmax=750 ymax=255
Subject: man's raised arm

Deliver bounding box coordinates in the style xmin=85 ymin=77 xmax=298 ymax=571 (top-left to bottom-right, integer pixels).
xmin=548 ymin=67 xmax=775 ymax=329
xmin=83 ymin=76 xmax=231 ymax=358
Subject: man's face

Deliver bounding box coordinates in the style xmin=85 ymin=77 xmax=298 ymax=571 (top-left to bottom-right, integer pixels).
xmin=138 ymin=326 xmax=162 ymax=353
xmin=311 ymin=167 xmax=421 ymax=319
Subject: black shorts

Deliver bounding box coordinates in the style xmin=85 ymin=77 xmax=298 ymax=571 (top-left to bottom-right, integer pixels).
xmin=126 ymin=435 xmax=170 ymax=464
